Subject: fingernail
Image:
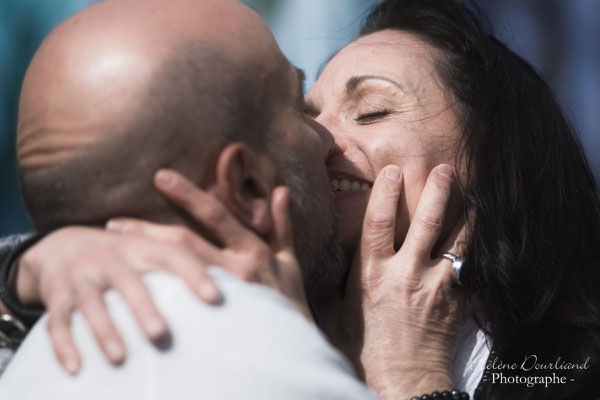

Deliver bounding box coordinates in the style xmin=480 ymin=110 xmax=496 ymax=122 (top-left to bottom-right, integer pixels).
xmin=437 ymin=164 xmax=454 ymax=180
xmin=146 ymin=318 xmax=166 ymax=339
xmin=155 ymin=170 xmax=175 ymax=188
xmin=106 ymin=220 xmax=123 ymax=231
xmin=384 ymin=165 xmax=401 ymax=181
xmin=106 ymin=340 xmax=125 ymax=363
xmin=198 ymin=282 xmax=221 ymax=303
xmin=65 ymin=358 xmax=79 ymax=375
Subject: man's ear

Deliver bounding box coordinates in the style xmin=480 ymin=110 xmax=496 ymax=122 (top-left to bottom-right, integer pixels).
xmin=213 ymin=143 xmax=275 ymax=237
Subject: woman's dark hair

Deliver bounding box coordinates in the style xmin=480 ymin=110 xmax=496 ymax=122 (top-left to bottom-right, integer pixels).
xmin=360 ymin=1 xmax=600 ymax=398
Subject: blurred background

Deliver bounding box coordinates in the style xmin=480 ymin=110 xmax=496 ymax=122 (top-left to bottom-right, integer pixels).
xmin=1 ymin=0 xmax=598 ymax=235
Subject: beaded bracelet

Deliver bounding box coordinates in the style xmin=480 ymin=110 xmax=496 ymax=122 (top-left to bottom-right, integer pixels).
xmin=410 ymin=389 xmax=469 ymax=400
xmin=0 ymin=234 xmax=45 ymax=329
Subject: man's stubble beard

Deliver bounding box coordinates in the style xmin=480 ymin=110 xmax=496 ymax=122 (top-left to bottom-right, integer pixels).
xmin=273 ymin=150 xmax=347 ymax=303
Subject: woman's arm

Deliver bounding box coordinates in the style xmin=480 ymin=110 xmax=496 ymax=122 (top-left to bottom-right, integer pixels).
xmin=329 ymin=165 xmax=467 ymax=399
xmin=1 ymin=175 xmax=307 ymax=375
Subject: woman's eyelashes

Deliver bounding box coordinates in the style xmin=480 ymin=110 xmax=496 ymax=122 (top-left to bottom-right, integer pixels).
xmin=355 ymin=109 xmax=391 ymax=123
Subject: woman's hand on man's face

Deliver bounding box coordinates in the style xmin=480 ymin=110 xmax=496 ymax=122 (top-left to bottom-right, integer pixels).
xmin=340 ymin=164 xmax=468 ymax=399
xmin=15 ymin=169 xmax=307 ymax=376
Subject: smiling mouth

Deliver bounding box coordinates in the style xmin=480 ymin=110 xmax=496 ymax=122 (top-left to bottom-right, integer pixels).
xmin=330 ymin=179 xmax=371 ymax=192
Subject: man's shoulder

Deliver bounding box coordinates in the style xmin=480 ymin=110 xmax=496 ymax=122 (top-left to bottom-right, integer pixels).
xmin=1 ymin=269 xmax=377 ymax=400
xmin=138 ymin=268 xmax=309 ymax=334
xmin=137 ymin=268 xmax=328 ymax=356
xmin=144 ymin=268 xmax=297 ymax=311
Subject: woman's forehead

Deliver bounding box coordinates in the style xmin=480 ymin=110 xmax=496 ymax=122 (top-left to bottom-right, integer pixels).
xmin=332 ymin=30 xmax=435 ymax=72
xmin=313 ymin=30 xmax=442 ymax=102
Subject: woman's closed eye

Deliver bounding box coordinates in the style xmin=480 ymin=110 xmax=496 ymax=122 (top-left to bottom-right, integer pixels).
xmin=355 ymin=109 xmax=391 ymax=123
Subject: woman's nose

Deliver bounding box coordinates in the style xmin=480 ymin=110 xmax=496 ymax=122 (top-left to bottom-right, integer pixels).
xmin=305 ymin=115 xmax=337 ymax=161
xmin=315 ymin=114 xmax=348 ymax=161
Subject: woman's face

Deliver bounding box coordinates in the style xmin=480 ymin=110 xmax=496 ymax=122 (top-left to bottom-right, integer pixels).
xmin=306 ymin=29 xmax=463 ymax=256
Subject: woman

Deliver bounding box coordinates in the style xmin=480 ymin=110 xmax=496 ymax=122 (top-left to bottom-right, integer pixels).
xmin=2 ymin=0 xmax=599 ymax=398
xmin=309 ymin=1 xmax=599 ymax=398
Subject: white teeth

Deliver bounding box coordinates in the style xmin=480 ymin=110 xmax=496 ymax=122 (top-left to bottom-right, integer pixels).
xmin=329 ymin=179 xmax=371 ymax=192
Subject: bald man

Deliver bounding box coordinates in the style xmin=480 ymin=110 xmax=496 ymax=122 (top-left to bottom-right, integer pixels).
xmin=0 ymin=0 xmax=378 ymax=398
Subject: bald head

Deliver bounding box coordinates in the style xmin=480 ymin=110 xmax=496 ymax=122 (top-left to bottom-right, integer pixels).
xmin=17 ymin=0 xmax=294 ymax=231
xmin=18 ymin=0 xmax=283 ymax=162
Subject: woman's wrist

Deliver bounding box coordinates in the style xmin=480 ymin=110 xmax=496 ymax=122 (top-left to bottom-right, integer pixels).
xmin=2 ymin=257 xmax=21 ymax=313
xmin=13 ymin=251 xmax=42 ymax=307
xmin=401 ymin=371 xmax=453 ymax=396
xmin=0 ymin=233 xmax=45 ymax=327
xmin=366 ymin=366 xmax=453 ymax=400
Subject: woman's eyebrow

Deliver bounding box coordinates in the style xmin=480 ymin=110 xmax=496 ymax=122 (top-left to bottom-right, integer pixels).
xmin=346 ymin=75 xmax=403 ymax=94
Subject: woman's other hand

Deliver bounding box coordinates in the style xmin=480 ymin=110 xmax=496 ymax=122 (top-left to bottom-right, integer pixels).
xmin=342 ymin=164 xmax=467 ymax=399
xmin=108 ymin=169 xmax=309 ymax=319
xmin=14 ymin=170 xmax=306 ymax=376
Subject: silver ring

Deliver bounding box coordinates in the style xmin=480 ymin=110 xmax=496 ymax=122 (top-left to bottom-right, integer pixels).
xmin=441 ymin=252 xmax=469 ymax=285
